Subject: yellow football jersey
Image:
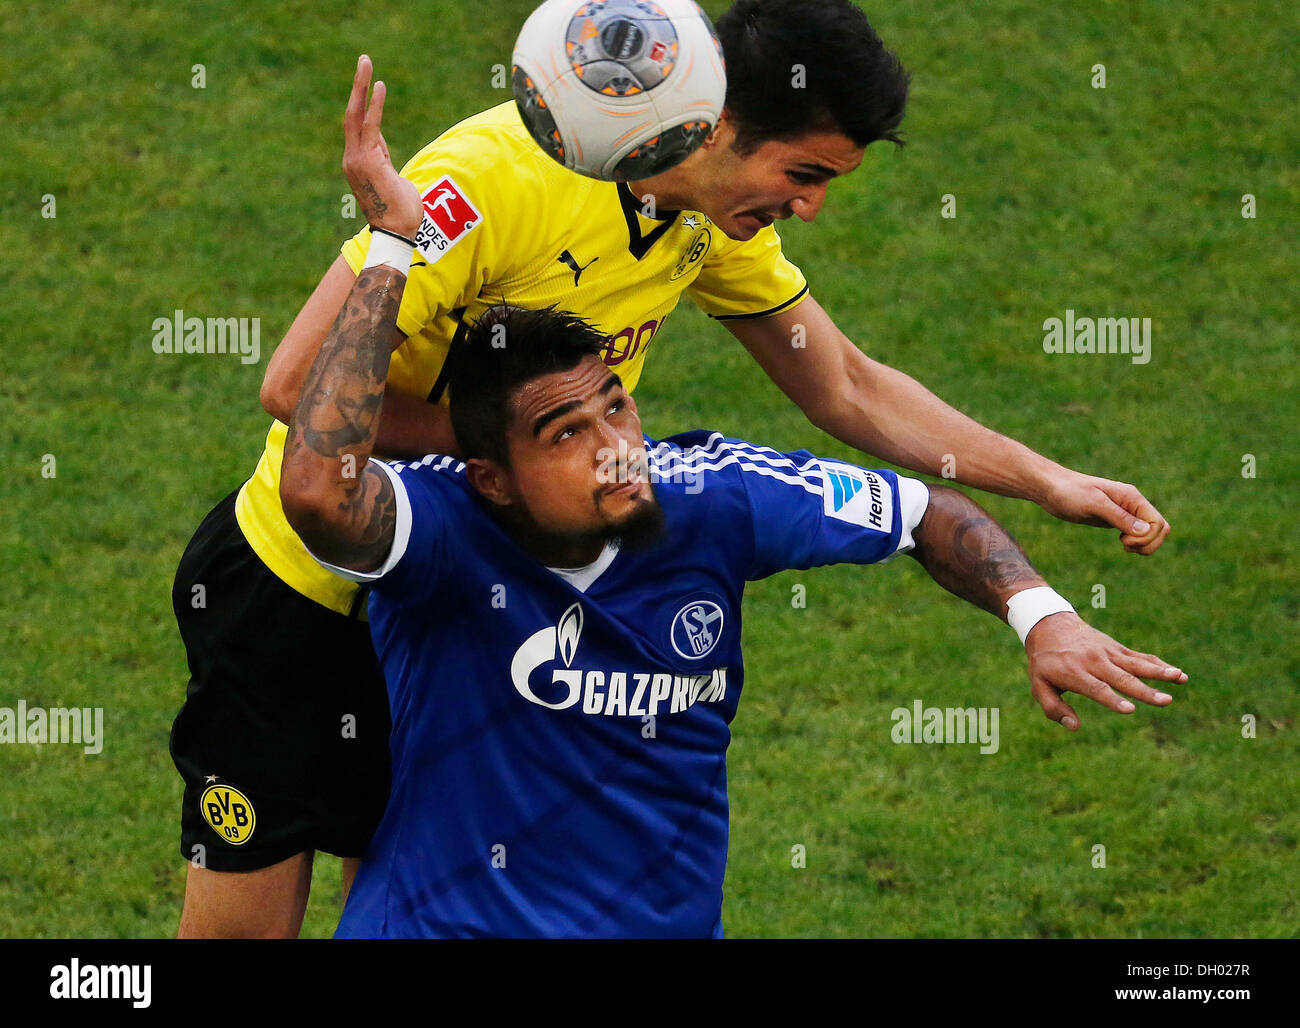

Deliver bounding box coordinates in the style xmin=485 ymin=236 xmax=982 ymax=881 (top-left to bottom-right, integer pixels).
xmin=237 ymin=100 xmax=808 ymax=615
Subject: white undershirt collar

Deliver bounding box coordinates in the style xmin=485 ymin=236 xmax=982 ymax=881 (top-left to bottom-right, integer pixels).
xmin=545 ymin=539 xmax=621 ymax=593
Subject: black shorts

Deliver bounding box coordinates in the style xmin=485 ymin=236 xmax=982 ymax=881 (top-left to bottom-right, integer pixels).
xmin=169 ymin=488 xmax=391 ymax=872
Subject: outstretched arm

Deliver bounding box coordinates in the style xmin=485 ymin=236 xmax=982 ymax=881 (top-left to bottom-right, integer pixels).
xmin=909 ymin=484 xmax=1187 ymax=730
xmin=280 ymin=55 xmax=426 ymax=571
xmin=727 ymin=296 xmax=1171 ymax=554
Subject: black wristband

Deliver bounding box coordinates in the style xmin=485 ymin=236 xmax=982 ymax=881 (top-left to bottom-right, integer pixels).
xmin=370 ymin=225 xmax=419 ymax=247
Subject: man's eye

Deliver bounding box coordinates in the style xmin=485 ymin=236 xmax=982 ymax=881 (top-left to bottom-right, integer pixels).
xmin=609 ymin=398 xmax=625 ymax=414
xmin=788 ymin=171 xmax=818 ymax=185
xmin=555 ymin=425 xmax=578 ymax=443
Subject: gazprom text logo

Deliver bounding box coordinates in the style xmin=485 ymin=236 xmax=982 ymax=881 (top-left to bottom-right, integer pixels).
xmin=509 ymin=602 xmax=730 ymax=716
xmin=671 ymin=600 xmax=724 ymax=659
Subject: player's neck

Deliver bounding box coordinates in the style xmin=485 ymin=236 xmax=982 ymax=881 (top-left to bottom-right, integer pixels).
xmin=494 ymin=509 xmax=607 ymax=569
xmin=625 ymin=165 xmax=696 ymax=214
xmin=532 ymin=537 xmax=606 ymax=570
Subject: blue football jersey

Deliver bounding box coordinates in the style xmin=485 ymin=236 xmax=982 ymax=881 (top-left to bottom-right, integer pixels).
xmin=315 ymin=431 xmax=929 ymax=938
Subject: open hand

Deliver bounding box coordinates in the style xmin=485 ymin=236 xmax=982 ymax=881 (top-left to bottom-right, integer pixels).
xmin=342 ymin=54 xmax=423 ymax=239
xmin=1025 ymin=611 xmax=1186 ymax=730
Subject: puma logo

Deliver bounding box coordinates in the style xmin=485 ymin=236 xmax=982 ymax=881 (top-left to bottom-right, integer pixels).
xmin=558 ymin=249 xmax=599 ymax=286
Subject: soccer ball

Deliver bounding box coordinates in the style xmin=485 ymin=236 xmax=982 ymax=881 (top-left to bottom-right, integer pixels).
xmin=512 ymin=0 xmax=727 ymax=181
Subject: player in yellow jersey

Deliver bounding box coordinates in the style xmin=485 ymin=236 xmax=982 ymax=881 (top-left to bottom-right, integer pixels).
xmin=171 ymin=0 xmax=1170 ymax=937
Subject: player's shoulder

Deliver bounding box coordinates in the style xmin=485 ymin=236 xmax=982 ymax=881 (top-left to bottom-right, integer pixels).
xmin=381 ymin=453 xmax=474 ymax=503
xmin=401 ymin=100 xmax=591 ymax=197
xmin=700 ymin=220 xmax=790 ymax=264
xmin=647 ymin=431 xmax=823 ymax=498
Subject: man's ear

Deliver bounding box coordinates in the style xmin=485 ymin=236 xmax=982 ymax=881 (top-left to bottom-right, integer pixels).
xmin=466 ymin=458 xmax=514 ymax=508
xmin=705 ymin=108 xmax=734 ymax=148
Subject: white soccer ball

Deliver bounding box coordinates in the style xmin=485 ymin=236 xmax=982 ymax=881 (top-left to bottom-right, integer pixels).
xmin=512 ymin=0 xmax=727 ymax=181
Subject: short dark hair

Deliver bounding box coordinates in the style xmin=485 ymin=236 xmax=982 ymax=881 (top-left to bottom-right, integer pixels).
xmin=716 ymin=0 xmax=909 ymax=153
xmin=447 ymin=305 xmax=609 ymax=465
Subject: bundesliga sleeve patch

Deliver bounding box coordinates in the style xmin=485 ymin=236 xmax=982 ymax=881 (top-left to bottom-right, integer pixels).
xmin=818 ymin=462 xmax=893 ymax=534
xmin=412 ymin=175 xmax=482 ymax=265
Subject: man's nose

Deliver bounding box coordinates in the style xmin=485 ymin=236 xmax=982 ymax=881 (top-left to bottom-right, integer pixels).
xmin=791 ymin=184 xmax=828 ymax=222
xmin=595 ymin=418 xmax=622 ymax=459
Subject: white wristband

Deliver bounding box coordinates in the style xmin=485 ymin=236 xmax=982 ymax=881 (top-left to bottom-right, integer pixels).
xmin=1005 ymin=586 xmax=1075 ymax=646
xmin=362 ymin=228 xmax=415 ymax=274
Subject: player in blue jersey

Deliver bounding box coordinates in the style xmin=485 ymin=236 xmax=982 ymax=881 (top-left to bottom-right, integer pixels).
xmin=277 ymin=196 xmax=1188 ymax=935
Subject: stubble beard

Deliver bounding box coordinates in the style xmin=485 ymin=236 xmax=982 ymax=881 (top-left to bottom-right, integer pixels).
xmin=495 ymin=481 xmax=668 ymax=565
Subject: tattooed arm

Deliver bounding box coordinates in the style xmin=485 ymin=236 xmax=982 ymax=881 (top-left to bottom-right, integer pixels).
xmin=910 ymin=485 xmax=1187 ymax=730
xmin=280 ymin=267 xmax=405 ymax=571
xmin=909 ymin=485 xmax=1047 ymax=619
xmin=280 ymin=54 xmax=426 ymax=572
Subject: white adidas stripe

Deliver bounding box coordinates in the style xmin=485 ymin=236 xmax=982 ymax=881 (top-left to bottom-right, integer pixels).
xmin=386 ymin=453 xmax=464 ymax=475
xmin=649 ymin=435 xmax=826 ymax=496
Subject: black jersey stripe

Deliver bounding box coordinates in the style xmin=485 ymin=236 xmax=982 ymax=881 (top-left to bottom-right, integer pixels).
xmin=709 ymin=284 xmax=810 ymax=322
xmin=427 ymin=307 xmax=470 ymax=403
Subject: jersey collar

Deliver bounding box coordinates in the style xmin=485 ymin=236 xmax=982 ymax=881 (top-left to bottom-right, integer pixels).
xmin=617 ymin=182 xmax=682 ymax=260
xmin=545 ymin=539 xmax=621 ymax=593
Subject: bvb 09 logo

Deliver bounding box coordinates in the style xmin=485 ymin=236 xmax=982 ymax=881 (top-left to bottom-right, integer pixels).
xmin=200 ymin=784 xmax=256 ymax=845
xmin=670 ymin=226 xmax=711 ymax=280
